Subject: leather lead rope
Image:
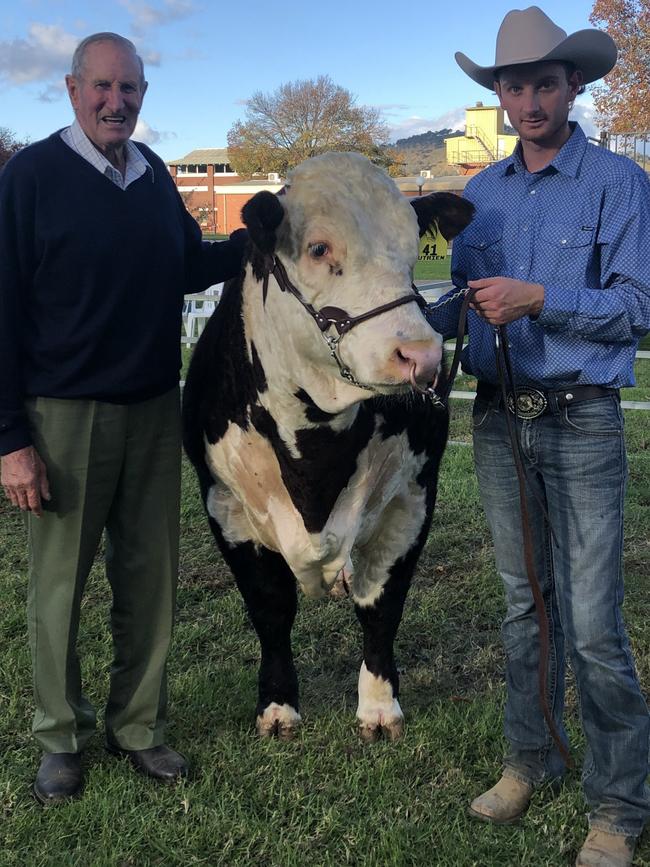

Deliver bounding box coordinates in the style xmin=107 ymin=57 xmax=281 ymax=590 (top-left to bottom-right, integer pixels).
xmin=494 ymin=325 xmax=572 ymax=769
xmin=442 ymin=292 xmax=571 ymax=768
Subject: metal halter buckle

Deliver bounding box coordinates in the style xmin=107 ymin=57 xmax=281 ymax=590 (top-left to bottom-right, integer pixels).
xmin=506 ymin=388 xmax=548 ymax=419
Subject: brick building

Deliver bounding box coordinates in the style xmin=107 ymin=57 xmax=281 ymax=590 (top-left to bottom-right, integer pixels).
xmin=167 ymin=147 xmax=474 ymax=235
xmin=167 ymin=148 xmax=283 ymax=235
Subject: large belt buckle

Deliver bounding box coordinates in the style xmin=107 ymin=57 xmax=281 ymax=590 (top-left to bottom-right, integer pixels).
xmin=506 ymin=387 xmax=547 ymax=419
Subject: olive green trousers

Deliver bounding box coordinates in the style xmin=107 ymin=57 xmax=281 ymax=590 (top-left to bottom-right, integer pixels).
xmin=25 ymin=388 xmax=181 ymax=754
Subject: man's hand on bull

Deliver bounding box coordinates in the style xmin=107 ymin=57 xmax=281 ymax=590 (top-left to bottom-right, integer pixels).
xmin=468 ymin=276 xmax=544 ymax=326
xmin=1 ymin=446 xmax=51 ymax=517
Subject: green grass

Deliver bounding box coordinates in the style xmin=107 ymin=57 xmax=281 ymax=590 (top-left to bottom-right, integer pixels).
xmin=1 ymin=359 xmax=649 ymax=865
xmin=414 ymin=256 xmax=452 ymax=282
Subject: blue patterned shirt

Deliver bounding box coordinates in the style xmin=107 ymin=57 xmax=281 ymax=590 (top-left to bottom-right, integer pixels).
xmin=427 ymin=123 xmax=650 ymax=389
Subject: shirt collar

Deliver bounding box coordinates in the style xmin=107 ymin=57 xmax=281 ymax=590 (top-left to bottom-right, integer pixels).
xmin=68 ymin=119 xmax=153 ymax=184
xmin=502 ymin=122 xmax=587 ymax=178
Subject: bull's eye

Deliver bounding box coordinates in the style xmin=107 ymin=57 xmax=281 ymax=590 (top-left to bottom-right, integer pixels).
xmin=308 ymin=242 xmax=329 ymax=259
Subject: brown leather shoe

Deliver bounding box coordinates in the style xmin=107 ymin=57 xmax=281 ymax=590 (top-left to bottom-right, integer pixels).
xmin=575 ymin=830 xmax=636 ymax=867
xmin=468 ymin=775 xmax=533 ymax=824
xmin=33 ymin=752 xmax=83 ymax=806
xmin=106 ymin=744 xmax=188 ymax=783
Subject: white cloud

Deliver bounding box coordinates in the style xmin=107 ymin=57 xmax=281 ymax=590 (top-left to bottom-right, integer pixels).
xmin=389 ymin=108 xmax=466 ymax=142
xmin=570 ymin=97 xmax=601 ymax=138
xmin=140 ymin=49 xmax=162 ymax=67
xmin=120 ymin=0 xmax=196 ymax=36
xmin=0 ymin=19 xmax=163 ymax=93
xmin=37 ymin=82 xmax=67 ymax=103
xmin=0 ymin=23 xmax=78 ymax=85
xmin=376 ymin=103 xmax=411 ymax=113
xmin=134 ymin=118 xmax=176 ymax=145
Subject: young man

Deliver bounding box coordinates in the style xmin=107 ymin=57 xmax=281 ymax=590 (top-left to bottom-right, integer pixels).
xmin=0 ymin=33 xmax=246 ymax=804
xmin=428 ymin=7 xmax=650 ymax=866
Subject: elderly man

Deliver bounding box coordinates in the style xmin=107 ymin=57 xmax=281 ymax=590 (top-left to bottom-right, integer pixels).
xmin=427 ymin=7 xmax=650 ymax=866
xmin=0 ymin=33 xmax=246 ymax=804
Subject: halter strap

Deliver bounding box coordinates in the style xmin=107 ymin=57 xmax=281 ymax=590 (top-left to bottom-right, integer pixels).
xmin=270 ymin=256 xmax=425 ymax=337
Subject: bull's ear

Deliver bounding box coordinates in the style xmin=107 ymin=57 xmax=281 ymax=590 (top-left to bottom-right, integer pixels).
xmin=411 ymin=192 xmax=475 ymax=240
xmin=241 ymin=191 xmax=285 ymax=255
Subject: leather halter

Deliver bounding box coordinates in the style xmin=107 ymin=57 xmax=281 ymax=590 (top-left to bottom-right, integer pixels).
xmin=262 ymin=256 xmax=428 ymax=391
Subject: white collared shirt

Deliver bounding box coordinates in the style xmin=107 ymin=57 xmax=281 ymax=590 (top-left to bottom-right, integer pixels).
xmin=60 ymin=119 xmax=153 ymax=190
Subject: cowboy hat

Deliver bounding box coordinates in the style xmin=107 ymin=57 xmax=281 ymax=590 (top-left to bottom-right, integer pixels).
xmin=455 ymin=6 xmax=617 ymax=89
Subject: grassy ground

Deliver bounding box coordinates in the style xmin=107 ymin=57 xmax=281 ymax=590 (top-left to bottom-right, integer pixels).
xmin=414 ymin=256 xmax=452 ymax=282
xmin=0 ymin=359 xmax=648 ymax=866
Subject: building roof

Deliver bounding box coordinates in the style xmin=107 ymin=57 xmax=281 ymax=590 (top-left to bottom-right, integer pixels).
xmin=167 ymin=148 xmax=230 ymax=166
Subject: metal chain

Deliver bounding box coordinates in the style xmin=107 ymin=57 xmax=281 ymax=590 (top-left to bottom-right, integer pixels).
xmin=426 ymin=285 xmax=468 ymax=309
xmin=323 ymin=333 xmax=374 ymax=391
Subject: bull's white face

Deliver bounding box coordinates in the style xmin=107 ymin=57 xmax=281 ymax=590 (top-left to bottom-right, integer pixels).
xmin=248 ymin=153 xmax=443 ymax=408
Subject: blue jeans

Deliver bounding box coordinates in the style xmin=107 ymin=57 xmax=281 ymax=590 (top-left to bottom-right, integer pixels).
xmin=472 ymin=391 xmax=650 ymax=836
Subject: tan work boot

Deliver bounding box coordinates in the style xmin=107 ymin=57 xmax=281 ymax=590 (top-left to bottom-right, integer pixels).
xmin=468 ymin=775 xmax=533 ymax=824
xmin=575 ymin=830 xmax=636 ymax=867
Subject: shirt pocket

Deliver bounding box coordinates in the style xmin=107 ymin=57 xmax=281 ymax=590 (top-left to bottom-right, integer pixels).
xmin=538 ymin=223 xmax=595 ymax=282
xmin=459 ymin=225 xmax=503 ymax=278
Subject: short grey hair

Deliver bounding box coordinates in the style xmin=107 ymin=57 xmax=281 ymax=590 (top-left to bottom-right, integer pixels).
xmin=70 ymin=32 xmax=145 ymax=84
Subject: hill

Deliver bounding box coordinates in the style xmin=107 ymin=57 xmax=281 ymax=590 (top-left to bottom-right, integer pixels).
xmin=390 ymin=128 xmax=464 ymax=176
xmin=394 ymin=128 xmax=463 ymax=150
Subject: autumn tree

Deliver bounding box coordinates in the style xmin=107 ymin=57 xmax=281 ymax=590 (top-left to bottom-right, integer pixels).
xmin=384 ymin=147 xmax=410 ymax=177
xmin=589 ymin=0 xmax=650 ymax=131
xmin=227 ymin=76 xmax=391 ymax=177
xmin=0 ymin=127 xmax=28 ymax=170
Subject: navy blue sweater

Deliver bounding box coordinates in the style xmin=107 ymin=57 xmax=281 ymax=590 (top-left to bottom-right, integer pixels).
xmin=0 ymin=132 xmax=245 ymax=455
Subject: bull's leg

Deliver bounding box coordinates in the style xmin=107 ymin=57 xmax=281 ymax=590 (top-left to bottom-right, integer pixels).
xmin=353 ymin=564 xmax=412 ymax=742
xmin=215 ymin=534 xmax=301 ymax=739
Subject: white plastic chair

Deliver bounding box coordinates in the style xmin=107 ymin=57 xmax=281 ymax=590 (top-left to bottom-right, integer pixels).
xmin=183 ymin=283 xmax=223 ymax=345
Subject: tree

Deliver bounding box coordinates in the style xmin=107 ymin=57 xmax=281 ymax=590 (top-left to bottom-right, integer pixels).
xmin=0 ymin=127 xmax=28 ymax=170
xmin=383 ymin=147 xmax=410 ymax=177
xmin=227 ymin=76 xmax=391 ymax=177
xmin=589 ymin=0 xmax=650 ymax=131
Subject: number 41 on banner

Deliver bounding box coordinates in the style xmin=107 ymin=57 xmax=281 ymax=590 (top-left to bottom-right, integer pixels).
xmin=418 ymin=227 xmax=448 ymax=262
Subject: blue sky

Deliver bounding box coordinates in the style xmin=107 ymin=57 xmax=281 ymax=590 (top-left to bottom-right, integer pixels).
xmin=1 ymin=0 xmax=603 ymax=161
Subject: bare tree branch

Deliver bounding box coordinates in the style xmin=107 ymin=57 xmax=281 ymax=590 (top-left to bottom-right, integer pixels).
xmin=227 ymin=75 xmax=392 ymax=177
xmin=0 ymin=127 xmax=29 ymax=171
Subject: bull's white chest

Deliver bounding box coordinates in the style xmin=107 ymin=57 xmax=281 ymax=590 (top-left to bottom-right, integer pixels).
xmin=204 ymin=419 xmax=427 ymax=600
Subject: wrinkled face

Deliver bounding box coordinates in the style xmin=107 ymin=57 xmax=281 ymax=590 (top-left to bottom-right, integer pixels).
xmin=495 ymin=61 xmax=580 ymax=148
xmin=65 ymin=41 xmax=147 ymax=156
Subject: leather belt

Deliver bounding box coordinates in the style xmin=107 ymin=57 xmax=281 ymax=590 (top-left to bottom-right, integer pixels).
xmin=476 ymin=381 xmax=619 ymax=420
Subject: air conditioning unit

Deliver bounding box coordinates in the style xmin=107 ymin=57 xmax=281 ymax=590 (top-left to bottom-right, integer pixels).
xmin=267 ymin=172 xmax=281 ymax=183
xmin=419 ymin=170 xmax=432 ymax=178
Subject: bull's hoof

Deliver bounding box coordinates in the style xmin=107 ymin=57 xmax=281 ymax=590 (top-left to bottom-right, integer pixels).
xmin=358 ymin=716 xmax=404 ymax=743
xmin=256 ymin=702 xmax=302 ymax=739
xmin=356 ymin=661 xmax=404 ymax=742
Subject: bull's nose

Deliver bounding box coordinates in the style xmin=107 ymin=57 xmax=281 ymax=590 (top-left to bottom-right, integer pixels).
xmin=392 ymin=340 xmax=442 ymax=385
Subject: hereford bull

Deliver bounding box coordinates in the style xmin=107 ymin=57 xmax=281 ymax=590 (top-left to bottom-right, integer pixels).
xmin=182 ymin=153 xmax=473 ymax=740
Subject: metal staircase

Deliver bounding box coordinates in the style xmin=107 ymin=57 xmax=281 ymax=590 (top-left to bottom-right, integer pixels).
xmin=464 ymin=124 xmax=496 ymax=161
